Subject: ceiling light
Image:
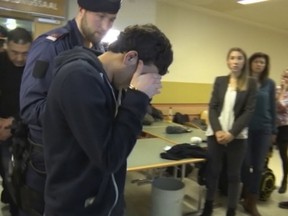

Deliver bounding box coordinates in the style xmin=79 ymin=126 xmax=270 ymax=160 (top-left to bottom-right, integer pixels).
xmin=101 ymin=29 xmax=120 ymax=44
xmin=237 ymin=0 xmax=268 ymax=5
xmin=5 ymin=18 xmax=17 ymax=30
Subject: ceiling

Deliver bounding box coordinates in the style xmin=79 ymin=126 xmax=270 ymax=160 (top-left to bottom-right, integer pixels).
xmin=160 ymin=0 xmax=288 ymax=33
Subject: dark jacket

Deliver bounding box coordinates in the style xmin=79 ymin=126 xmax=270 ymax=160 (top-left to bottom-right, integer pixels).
xmin=20 ymin=19 xmax=103 ymax=144
xmin=209 ymin=75 xmax=257 ymax=137
xmin=43 ymin=47 xmax=149 ymax=216
xmin=0 ymin=51 xmax=24 ymax=119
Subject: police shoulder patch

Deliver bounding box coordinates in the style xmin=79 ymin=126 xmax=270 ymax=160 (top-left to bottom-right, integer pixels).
xmin=33 ymin=60 xmax=49 ymax=79
xmin=46 ymin=33 xmax=63 ymax=41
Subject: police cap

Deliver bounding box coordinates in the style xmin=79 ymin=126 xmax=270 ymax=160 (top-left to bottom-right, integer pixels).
xmin=77 ymin=0 xmax=121 ymax=14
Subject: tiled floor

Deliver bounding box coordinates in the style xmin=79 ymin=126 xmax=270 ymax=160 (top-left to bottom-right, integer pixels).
xmin=125 ymin=146 xmax=288 ymax=216
xmin=0 ymin=199 xmax=12 ymax=216
xmin=0 ymin=147 xmax=287 ymax=216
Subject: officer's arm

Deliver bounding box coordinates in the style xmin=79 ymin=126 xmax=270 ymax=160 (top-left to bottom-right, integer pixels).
xmin=20 ymin=40 xmax=57 ymax=126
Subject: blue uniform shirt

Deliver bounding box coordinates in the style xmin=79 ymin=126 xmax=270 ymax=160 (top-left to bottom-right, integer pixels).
xmin=20 ymin=19 xmax=104 ymax=144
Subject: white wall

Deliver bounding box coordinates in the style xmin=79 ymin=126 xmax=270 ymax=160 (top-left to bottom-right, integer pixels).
xmin=156 ymin=2 xmax=288 ymax=83
xmin=67 ymin=0 xmax=288 ymax=84
xmin=67 ymin=0 xmax=78 ymax=19
xmin=113 ymin=0 xmax=156 ymax=31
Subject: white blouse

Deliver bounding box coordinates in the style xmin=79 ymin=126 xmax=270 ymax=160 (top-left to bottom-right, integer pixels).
xmin=206 ymin=87 xmax=247 ymax=139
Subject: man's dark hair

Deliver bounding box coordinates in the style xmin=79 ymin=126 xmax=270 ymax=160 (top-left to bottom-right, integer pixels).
xmin=7 ymin=27 xmax=32 ymax=44
xmin=108 ymin=24 xmax=173 ymax=75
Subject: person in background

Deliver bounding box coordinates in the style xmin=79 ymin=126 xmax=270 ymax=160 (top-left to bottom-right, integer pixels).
xmin=19 ymin=0 xmax=121 ymax=215
xmin=0 ymin=25 xmax=8 ymax=52
xmin=0 ymin=27 xmax=32 ymax=216
xmin=276 ymin=68 xmax=288 ymax=209
xmin=0 ymin=25 xmax=7 ymax=53
xmin=241 ymin=52 xmax=277 ymax=216
xmin=201 ymin=47 xmax=257 ymax=216
xmin=43 ymin=24 xmax=173 ymax=216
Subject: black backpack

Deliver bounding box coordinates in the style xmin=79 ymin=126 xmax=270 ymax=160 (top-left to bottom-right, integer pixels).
xmin=259 ymin=158 xmax=276 ymax=201
xmin=201 ymin=154 xmax=276 ymax=200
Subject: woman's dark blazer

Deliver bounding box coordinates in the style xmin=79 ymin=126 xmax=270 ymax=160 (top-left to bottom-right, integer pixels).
xmin=208 ymin=75 xmax=257 ymax=137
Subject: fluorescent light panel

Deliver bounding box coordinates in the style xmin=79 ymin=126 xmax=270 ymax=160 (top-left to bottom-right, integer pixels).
xmin=237 ymin=0 xmax=268 ymax=5
xmin=101 ymin=29 xmax=120 ymax=44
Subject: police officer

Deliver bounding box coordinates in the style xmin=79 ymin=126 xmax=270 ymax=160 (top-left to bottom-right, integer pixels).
xmin=19 ymin=0 xmax=121 ymax=215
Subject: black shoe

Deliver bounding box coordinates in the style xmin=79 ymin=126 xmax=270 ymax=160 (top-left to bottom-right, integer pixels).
xmin=200 ymin=200 xmax=213 ymax=216
xmin=278 ymin=181 xmax=287 ymax=194
xmin=279 ymin=201 xmax=288 ymax=209
xmin=1 ymin=189 xmax=9 ymax=204
xmin=226 ymin=208 xmax=236 ymax=216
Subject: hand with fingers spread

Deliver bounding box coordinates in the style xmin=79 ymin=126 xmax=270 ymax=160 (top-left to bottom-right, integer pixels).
xmin=130 ymin=60 xmax=162 ymax=98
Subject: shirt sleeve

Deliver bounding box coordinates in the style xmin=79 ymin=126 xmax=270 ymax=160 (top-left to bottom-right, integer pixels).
xmin=229 ymin=77 xmax=257 ymax=137
xmin=20 ymin=38 xmax=58 ymax=127
xmin=269 ymin=79 xmax=277 ymax=134
xmin=209 ymin=77 xmax=223 ymax=132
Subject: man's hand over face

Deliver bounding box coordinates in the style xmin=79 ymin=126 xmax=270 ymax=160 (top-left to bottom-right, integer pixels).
xmin=130 ymin=60 xmax=162 ymax=98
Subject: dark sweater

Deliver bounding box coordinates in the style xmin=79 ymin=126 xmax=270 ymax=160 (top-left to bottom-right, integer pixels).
xmin=0 ymin=51 xmax=23 ymax=118
xmin=43 ymin=47 xmax=149 ymax=216
xmin=249 ymin=78 xmax=277 ymax=134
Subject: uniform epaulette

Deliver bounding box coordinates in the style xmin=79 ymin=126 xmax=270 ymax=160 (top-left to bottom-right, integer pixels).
xmin=45 ymin=31 xmax=68 ymax=42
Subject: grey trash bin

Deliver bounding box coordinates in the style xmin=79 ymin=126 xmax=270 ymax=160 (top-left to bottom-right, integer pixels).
xmin=151 ymin=177 xmax=185 ymax=216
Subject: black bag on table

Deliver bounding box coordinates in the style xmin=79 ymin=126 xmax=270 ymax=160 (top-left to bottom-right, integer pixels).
xmin=173 ymin=112 xmax=190 ymax=125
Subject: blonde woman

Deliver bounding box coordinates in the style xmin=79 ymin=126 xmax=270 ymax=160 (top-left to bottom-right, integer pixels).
xmin=201 ymin=48 xmax=257 ymax=216
xmin=276 ymin=69 xmax=288 ymax=209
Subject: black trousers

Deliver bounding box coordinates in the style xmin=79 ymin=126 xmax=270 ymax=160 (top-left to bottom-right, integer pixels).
xmin=205 ymin=136 xmax=247 ymax=208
